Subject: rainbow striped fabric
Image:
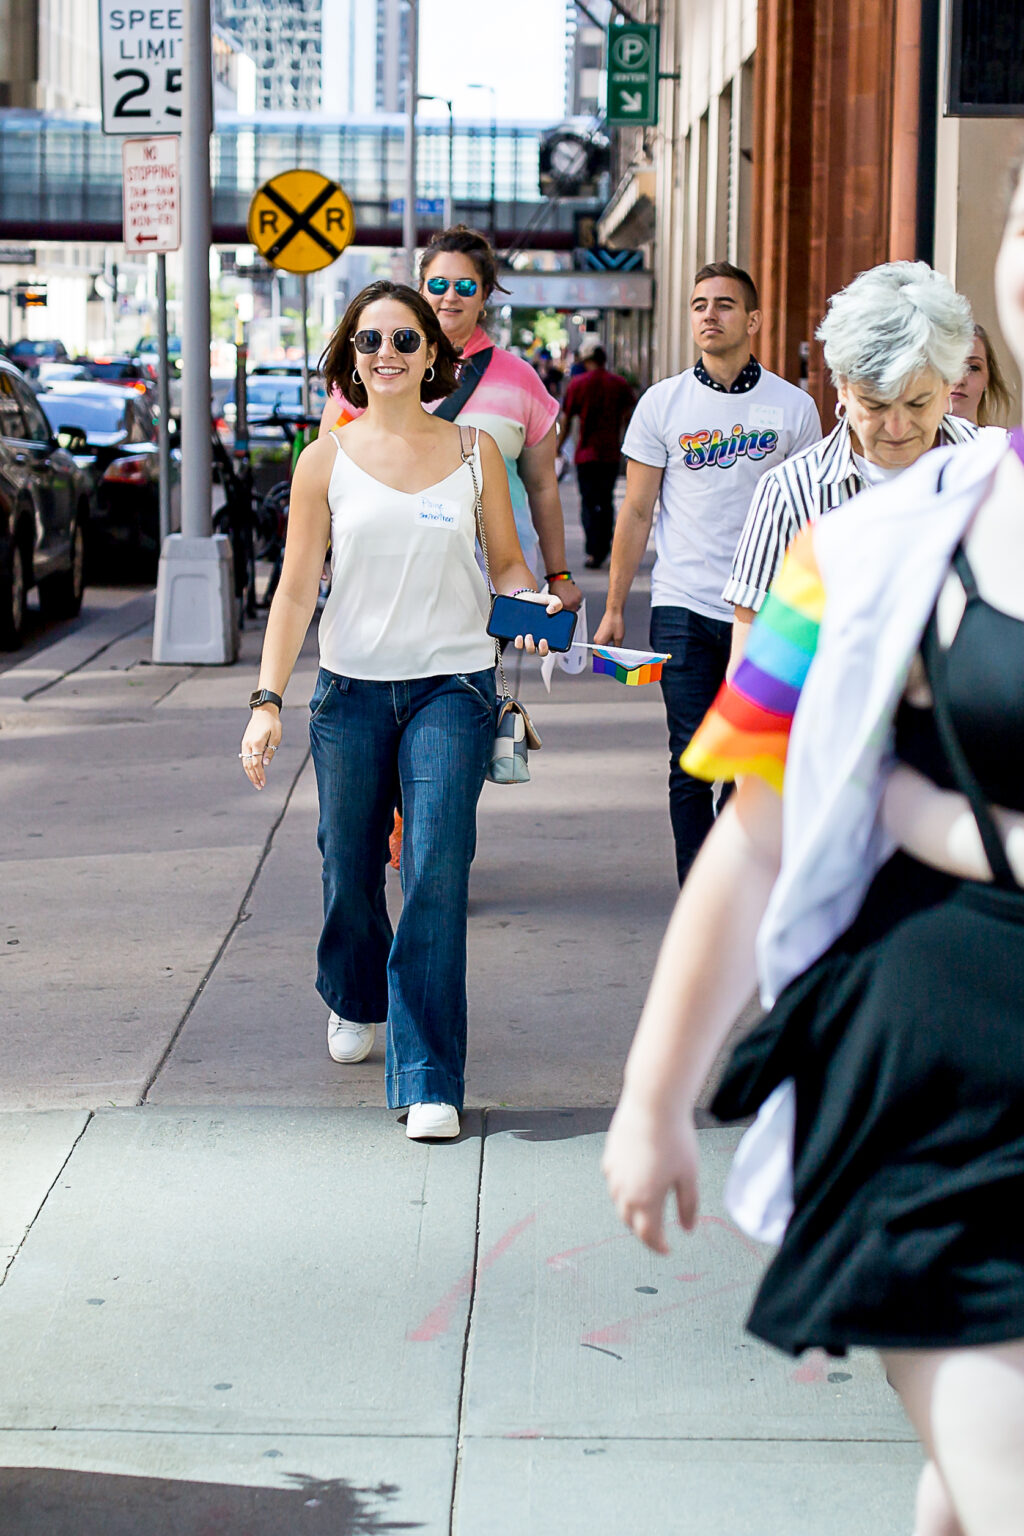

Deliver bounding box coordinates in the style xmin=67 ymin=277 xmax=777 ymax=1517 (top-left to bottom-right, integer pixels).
xmin=681 ymin=529 xmax=824 ymax=793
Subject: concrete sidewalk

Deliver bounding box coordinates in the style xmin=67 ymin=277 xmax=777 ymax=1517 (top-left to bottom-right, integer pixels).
xmin=0 ymin=493 xmax=920 ymax=1532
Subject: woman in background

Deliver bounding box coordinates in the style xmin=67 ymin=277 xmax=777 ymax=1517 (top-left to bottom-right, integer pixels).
xmin=949 ymin=322 xmax=1013 ymax=428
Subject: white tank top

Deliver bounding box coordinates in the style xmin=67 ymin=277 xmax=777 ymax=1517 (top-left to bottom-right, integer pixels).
xmin=317 ymin=428 xmax=496 ymax=681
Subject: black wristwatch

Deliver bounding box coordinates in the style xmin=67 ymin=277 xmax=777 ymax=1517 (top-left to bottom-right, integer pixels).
xmin=249 ymin=688 xmax=283 ymax=712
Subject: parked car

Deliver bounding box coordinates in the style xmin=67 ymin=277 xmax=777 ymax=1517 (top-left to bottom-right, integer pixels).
xmin=35 ymin=361 xmax=92 ymax=387
xmin=0 ymin=357 xmax=91 ymax=647
xmin=37 ymin=382 xmax=178 ymax=581
xmin=133 ymin=334 xmax=182 ymax=365
xmin=220 ymin=374 xmax=327 ymax=444
xmin=131 ymin=337 xmax=182 ymax=415
xmin=74 ymin=356 xmax=155 ymax=400
xmin=250 ymin=359 xmax=322 ymax=378
xmin=5 ymin=338 xmax=70 ymax=378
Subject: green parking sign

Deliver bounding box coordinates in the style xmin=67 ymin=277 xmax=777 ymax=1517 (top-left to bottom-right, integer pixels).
xmin=606 ymin=22 xmax=659 ymax=127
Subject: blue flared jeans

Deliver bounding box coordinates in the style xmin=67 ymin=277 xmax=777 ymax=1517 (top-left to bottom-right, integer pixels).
xmin=308 ymin=665 xmax=496 ymax=1111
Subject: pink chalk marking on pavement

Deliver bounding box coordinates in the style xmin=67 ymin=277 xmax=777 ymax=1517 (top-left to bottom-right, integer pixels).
xmin=406 ymin=1213 xmax=537 ymax=1342
xmin=504 ymin=1429 xmax=543 ymax=1439
xmin=545 ymin=1234 xmax=631 ymax=1271
xmin=581 ymin=1279 xmax=749 ymax=1349
xmin=791 ymin=1350 xmax=829 ymax=1384
xmin=674 ymin=1273 xmax=705 ymax=1283
xmin=697 ymin=1213 xmax=763 ymax=1256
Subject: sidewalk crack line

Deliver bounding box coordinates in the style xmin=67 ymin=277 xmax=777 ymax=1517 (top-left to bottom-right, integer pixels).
xmin=448 ymin=1107 xmax=486 ymax=1535
xmin=138 ymin=747 xmax=311 ymax=1104
xmin=22 ymin=612 xmax=155 ymax=701
xmin=1 ymin=1112 xmax=94 ymax=1287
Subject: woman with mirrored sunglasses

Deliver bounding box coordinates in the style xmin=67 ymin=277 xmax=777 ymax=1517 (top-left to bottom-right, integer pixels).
xmin=241 ymin=280 xmax=563 ymax=1143
xmin=416 ymin=225 xmax=582 ymax=614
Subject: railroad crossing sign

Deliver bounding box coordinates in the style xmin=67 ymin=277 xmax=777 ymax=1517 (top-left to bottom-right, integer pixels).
xmin=606 ymin=22 xmax=660 ymax=127
xmin=247 ymin=170 xmax=355 ymax=274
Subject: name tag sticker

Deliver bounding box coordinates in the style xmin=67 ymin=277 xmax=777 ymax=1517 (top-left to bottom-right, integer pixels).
xmin=417 ymin=496 xmax=459 ymax=528
xmin=748 ymin=405 xmax=784 ymax=431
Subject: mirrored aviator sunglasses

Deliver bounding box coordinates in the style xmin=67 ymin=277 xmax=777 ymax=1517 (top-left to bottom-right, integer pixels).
xmin=353 ymin=328 xmax=424 ymax=355
xmin=426 ymin=277 xmax=479 ymax=297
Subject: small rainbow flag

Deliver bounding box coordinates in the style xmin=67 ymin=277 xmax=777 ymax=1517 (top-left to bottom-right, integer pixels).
xmin=592 ymin=646 xmax=670 ymax=686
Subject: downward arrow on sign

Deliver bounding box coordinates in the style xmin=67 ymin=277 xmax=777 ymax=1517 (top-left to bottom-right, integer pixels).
xmin=620 ymin=90 xmax=643 ymax=112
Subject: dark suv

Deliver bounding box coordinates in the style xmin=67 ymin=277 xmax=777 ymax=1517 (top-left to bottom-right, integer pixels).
xmin=0 ymin=357 xmax=92 ymax=647
xmin=5 ymin=339 xmax=70 ymax=378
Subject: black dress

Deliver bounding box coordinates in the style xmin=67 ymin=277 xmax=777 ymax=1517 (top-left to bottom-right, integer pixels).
xmin=711 ymin=547 xmax=1024 ymax=1357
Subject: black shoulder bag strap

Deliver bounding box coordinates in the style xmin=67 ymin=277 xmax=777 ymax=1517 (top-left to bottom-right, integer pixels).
xmin=921 ymin=566 xmax=1019 ymax=890
xmin=433 ymin=347 xmax=495 ymax=422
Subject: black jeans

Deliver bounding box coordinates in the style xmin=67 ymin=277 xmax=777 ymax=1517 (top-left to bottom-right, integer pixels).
xmin=576 ymin=461 xmax=619 ymax=565
xmin=650 ymin=605 xmax=733 ymax=885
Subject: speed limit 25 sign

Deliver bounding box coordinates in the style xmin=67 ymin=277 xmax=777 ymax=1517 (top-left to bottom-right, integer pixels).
xmin=99 ymin=2 xmax=183 ymax=134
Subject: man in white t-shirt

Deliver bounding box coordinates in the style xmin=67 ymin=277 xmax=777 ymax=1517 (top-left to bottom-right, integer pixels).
xmin=594 ymin=261 xmax=821 ymax=883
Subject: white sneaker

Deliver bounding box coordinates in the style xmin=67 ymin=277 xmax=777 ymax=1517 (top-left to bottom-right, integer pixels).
xmin=406 ymin=1102 xmax=460 ymax=1140
xmin=327 ymin=1013 xmax=377 ymax=1064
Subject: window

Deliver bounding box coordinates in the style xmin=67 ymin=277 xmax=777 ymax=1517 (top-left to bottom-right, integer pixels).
xmin=128 ymin=402 xmax=156 ymax=442
xmin=0 ymin=375 xmax=27 ymax=439
xmin=38 ymin=394 xmax=126 ymax=435
xmin=8 ymin=374 xmax=51 ymax=442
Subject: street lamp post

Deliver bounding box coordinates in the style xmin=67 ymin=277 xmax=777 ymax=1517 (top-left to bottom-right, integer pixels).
xmin=402 ymin=0 xmax=419 ymax=281
xmin=419 ymin=94 xmax=454 ymax=229
xmin=152 ymin=0 xmax=236 ymax=665
xmin=467 ymin=83 xmax=497 ymax=242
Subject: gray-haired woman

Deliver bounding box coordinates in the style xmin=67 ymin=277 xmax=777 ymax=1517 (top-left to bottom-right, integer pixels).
xmin=725 ymin=261 xmax=977 ymax=659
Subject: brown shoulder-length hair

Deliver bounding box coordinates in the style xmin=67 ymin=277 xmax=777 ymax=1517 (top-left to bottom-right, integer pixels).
xmin=319 ymin=281 xmax=458 ymax=409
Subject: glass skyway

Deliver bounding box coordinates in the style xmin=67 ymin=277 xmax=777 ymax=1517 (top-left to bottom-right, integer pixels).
xmin=0 ymin=112 xmax=597 ymax=248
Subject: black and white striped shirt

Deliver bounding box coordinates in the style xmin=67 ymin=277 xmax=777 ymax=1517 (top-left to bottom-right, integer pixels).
xmin=723 ymin=414 xmax=978 ymax=611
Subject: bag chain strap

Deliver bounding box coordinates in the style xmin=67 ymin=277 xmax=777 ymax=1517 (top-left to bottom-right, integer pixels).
xmin=460 ymin=426 xmax=512 ymax=702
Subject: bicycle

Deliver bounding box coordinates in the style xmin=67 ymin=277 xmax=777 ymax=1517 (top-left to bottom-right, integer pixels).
xmin=251 ymin=409 xmax=322 ymax=608
xmin=210 ymin=418 xmax=259 ymax=626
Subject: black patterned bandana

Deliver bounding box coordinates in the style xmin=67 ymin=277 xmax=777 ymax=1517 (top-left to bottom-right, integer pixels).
xmin=694 ymin=356 xmax=762 ymax=394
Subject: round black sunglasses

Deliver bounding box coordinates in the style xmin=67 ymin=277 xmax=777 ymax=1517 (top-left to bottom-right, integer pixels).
xmin=352 ymin=328 xmax=424 ymax=355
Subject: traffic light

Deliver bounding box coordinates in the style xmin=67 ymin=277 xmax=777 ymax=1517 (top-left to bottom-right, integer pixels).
xmin=14 ymin=285 xmax=47 ymax=309
xmin=538 ymin=129 xmax=610 ymax=198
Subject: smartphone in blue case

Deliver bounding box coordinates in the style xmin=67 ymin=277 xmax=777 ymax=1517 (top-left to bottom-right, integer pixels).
xmin=487 ymin=594 xmax=578 ymax=653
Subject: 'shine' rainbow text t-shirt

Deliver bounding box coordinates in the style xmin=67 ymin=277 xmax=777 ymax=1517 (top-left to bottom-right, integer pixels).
xmin=621 ymin=363 xmax=821 ymax=621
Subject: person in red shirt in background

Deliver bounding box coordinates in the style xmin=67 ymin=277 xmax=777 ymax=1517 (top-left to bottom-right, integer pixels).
xmin=557 ymin=341 xmax=635 ymax=569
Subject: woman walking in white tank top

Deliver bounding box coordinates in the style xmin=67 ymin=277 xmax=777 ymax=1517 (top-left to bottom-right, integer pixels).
xmin=239 ymin=282 xmax=562 ymax=1141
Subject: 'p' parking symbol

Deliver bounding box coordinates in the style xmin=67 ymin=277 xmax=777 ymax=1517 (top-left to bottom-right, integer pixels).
xmin=612 ymin=34 xmax=650 ymax=69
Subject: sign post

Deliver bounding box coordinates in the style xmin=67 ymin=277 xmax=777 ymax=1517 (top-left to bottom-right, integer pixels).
xmin=122 ymin=135 xmax=181 ymax=550
xmin=606 ymin=22 xmax=660 ymax=127
xmin=247 ymin=169 xmax=355 ymax=417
